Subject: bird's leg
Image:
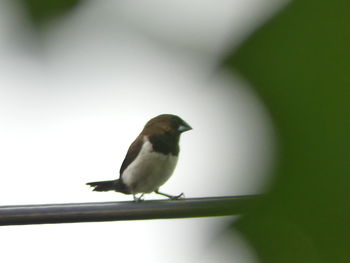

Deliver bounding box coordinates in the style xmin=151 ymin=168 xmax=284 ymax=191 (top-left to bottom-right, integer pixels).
xmin=155 ymin=189 xmax=184 ymax=200
xmin=133 ymin=193 xmax=144 ymax=202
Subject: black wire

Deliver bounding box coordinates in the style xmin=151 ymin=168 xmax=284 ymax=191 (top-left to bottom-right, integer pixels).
xmin=0 ymin=195 xmax=258 ymax=226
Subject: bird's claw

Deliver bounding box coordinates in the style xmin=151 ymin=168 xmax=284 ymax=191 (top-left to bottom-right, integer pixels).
xmin=170 ymin=192 xmax=185 ymax=200
xmin=154 ymin=190 xmax=185 ymax=200
xmin=133 ymin=194 xmax=145 ymax=202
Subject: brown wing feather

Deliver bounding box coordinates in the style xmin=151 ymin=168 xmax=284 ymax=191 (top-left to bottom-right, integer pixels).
xmin=119 ymin=135 xmax=144 ymax=176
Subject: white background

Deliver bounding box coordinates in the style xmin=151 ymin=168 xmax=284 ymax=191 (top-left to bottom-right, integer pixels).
xmin=0 ymin=1 xmax=287 ymax=262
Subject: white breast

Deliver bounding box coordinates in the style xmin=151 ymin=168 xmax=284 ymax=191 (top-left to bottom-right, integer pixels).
xmin=121 ymin=137 xmax=178 ymax=194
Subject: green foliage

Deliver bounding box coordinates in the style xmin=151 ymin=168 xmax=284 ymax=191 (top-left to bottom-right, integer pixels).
xmin=19 ymin=0 xmax=82 ymax=26
xmin=224 ymin=1 xmax=350 ymax=262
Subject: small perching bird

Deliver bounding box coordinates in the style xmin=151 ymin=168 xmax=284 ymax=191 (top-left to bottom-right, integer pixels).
xmin=87 ymin=114 xmax=192 ymax=201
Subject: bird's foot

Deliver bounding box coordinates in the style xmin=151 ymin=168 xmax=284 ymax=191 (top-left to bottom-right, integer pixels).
xmin=170 ymin=192 xmax=185 ymax=200
xmin=133 ymin=193 xmax=144 ymax=202
xmin=155 ymin=190 xmax=185 ymax=200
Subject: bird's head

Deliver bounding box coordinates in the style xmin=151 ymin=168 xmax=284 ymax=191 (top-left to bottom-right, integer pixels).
xmin=144 ymin=114 xmax=192 ymax=136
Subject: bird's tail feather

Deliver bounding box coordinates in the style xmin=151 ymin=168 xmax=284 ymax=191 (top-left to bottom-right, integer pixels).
xmin=86 ymin=179 xmax=129 ymax=194
xmin=86 ymin=180 xmax=116 ymax=191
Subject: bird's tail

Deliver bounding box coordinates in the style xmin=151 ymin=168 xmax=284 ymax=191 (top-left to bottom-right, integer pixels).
xmin=86 ymin=179 xmax=129 ymax=194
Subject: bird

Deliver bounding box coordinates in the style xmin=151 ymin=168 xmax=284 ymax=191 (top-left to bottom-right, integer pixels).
xmin=87 ymin=114 xmax=192 ymax=201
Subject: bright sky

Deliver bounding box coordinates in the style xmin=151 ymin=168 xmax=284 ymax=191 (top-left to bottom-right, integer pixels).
xmin=0 ymin=1 xmax=287 ymax=262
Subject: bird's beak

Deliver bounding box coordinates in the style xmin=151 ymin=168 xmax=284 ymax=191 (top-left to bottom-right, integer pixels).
xmin=178 ymin=122 xmax=192 ymax=133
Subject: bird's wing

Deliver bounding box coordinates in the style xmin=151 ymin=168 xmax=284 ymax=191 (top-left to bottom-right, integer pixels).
xmin=119 ymin=135 xmax=144 ymax=176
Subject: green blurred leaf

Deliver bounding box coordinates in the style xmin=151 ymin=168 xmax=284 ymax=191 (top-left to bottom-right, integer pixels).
xmin=224 ymin=0 xmax=350 ymax=262
xmin=19 ymin=0 xmax=82 ymax=26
